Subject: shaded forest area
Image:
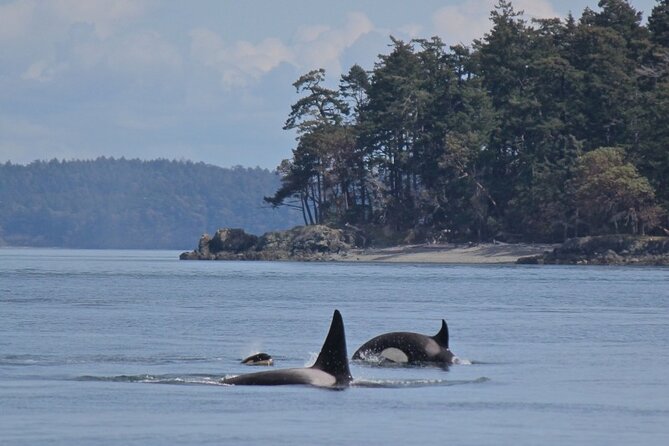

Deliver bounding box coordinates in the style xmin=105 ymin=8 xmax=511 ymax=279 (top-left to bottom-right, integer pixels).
xmin=267 ymin=0 xmax=669 ymax=243
xmin=0 ymin=158 xmax=299 ymax=249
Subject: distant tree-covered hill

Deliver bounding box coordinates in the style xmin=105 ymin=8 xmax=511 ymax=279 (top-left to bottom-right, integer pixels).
xmin=0 ymin=158 xmax=301 ymax=249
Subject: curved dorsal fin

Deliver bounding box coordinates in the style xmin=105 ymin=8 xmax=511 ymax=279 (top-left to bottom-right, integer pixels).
xmin=432 ymin=319 xmax=449 ymax=348
xmin=312 ymin=310 xmax=352 ymax=385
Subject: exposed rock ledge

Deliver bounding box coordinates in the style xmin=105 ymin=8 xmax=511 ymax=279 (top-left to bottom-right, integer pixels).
xmin=179 ymin=225 xmax=361 ymax=261
xmin=517 ymin=235 xmax=669 ymax=266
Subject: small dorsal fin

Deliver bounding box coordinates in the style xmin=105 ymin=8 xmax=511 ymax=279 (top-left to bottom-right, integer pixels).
xmin=312 ymin=309 xmax=352 ymax=385
xmin=432 ymin=319 xmax=449 ymax=348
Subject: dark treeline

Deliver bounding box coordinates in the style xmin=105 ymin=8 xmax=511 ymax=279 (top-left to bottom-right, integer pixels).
xmin=0 ymin=158 xmax=300 ymax=249
xmin=267 ymin=0 xmax=669 ymax=242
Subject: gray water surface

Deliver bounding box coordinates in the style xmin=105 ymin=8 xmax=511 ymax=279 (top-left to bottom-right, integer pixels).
xmin=1 ymin=248 xmax=668 ymax=445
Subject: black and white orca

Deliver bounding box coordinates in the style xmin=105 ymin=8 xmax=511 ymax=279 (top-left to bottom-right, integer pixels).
xmin=222 ymin=310 xmax=352 ymax=388
xmin=352 ymin=319 xmax=455 ymax=365
xmin=241 ymin=353 xmax=273 ymax=366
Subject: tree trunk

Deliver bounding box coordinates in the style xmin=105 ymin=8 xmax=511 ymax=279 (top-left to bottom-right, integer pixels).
xmin=300 ymin=192 xmax=308 ymax=225
xmin=303 ymin=194 xmax=315 ymax=225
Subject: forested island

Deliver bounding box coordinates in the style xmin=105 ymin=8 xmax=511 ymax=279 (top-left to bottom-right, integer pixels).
xmin=264 ymin=0 xmax=669 ymax=245
xmin=0 ymin=158 xmax=299 ymax=249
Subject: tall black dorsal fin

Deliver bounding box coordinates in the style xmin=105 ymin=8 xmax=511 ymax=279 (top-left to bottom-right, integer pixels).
xmin=312 ymin=309 xmax=352 ymax=385
xmin=432 ymin=319 xmax=449 ymax=348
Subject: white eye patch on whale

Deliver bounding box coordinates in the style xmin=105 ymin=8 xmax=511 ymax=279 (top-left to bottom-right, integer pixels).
xmin=352 ymin=319 xmax=455 ymax=365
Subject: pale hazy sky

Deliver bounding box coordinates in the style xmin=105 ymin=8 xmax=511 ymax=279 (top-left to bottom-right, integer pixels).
xmin=0 ymin=0 xmax=659 ymax=169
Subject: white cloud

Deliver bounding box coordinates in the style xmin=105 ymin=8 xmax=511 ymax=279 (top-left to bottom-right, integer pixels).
xmin=432 ymin=2 xmax=489 ymax=45
xmin=513 ymin=0 xmax=561 ymax=20
xmin=294 ymin=24 xmax=331 ymax=43
xmin=432 ymin=0 xmax=560 ymax=46
xmin=0 ymin=0 xmax=148 ymax=44
xmin=22 ymin=58 xmax=68 ymax=82
xmin=20 ymin=29 xmax=181 ymax=84
xmin=50 ymin=0 xmax=148 ymax=38
xmin=190 ymin=28 xmax=294 ymax=89
xmin=107 ymin=31 xmax=183 ymax=76
xmin=190 ymin=11 xmax=374 ymax=89
xmin=398 ymin=23 xmax=424 ymax=39
xmin=7 ymin=0 xmax=179 ymax=84
xmin=294 ymin=11 xmax=374 ymax=75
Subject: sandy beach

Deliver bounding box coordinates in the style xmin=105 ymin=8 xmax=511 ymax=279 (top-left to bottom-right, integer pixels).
xmin=339 ymin=242 xmax=555 ymax=264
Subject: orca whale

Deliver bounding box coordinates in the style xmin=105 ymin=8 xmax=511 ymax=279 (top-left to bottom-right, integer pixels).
xmin=241 ymin=353 xmax=273 ymax=366
xmin=222 ymin=310 xmax=352 ymax=388
xmin=352 ymin=319 xmax=455 ymax=365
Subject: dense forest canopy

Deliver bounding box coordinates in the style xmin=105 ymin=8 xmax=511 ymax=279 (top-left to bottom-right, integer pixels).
xmin=267 ymin=0 xmax=669 ymax=242
xmin=0 ymin=158 xmax=299 ymax=249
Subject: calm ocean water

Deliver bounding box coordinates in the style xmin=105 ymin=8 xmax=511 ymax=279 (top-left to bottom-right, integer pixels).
xmin=1 ymin=248 xmax=668 ymax=445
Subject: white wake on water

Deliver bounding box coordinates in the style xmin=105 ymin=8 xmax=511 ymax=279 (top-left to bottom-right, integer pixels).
xmin=453 ymin=356 xmax=472 ymax=365
xmin=351 ymin=376 xmax=490 ymax=388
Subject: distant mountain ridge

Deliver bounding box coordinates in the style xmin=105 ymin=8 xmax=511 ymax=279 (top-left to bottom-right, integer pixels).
xmin=0 ymin=158 xmax=300 ymax=249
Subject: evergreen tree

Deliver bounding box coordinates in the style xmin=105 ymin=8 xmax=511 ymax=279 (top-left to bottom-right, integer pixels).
xmin=649 ymin=0 xmax=669 ymax=47
xmin=473 ymin=0 xmax=535 ymax=233
xmin=571 ymin=0 xmax=648 ymax=150
xmin=569 ymin=147 xmax=661 ymax=235
xmin=359 ymin=37 xmax=425 ymax=228
xmin=339 ymin=64 xmax=373 ymax=222
xmin=638 ymin=1 xmax=669 ymax=210
xmin=506 ymin=16 xmax=584 ymax=241
xmin=266 ymin=69 xmax=350 ymax=224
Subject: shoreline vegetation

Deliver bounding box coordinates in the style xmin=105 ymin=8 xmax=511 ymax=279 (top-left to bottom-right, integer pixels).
xmin=179 ymin=225 xmax=669 ymax=266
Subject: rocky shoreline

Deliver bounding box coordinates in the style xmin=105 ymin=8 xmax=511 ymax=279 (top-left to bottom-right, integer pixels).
xmin=180 ymin=226 xmax=669 ymax=266
xmin=517 ymin=235 xmax=669 ymax=266
xmin=179 ymin=225 xmax=553 ymax=264
xmin=179 ymin=225 xmax=361 ymax=261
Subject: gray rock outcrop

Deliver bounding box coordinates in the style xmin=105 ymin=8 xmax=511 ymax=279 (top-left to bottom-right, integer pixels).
xmin=179 ymin=225 xmax=359 ymax=261
xmin=517 ymin=235 xmax=669 ymax=265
